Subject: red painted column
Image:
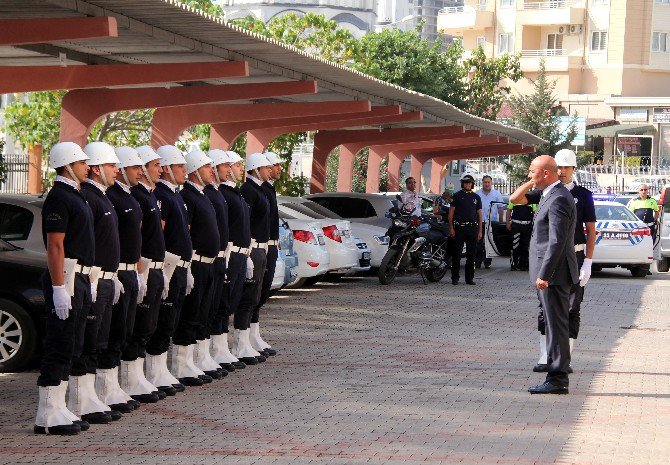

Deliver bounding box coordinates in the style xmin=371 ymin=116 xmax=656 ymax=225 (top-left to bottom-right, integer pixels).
xmin=410 ymin=155 xmax=424 ymax=187
xmin=387 ymin=152 xmax=404 ymax=192
xmin=365 ymin=147 xmax=385 ymax=193
xmin=430 ymin=159 xmax=446 ymax=193
xmin=336 ymin=143 xmax=366 ymax=192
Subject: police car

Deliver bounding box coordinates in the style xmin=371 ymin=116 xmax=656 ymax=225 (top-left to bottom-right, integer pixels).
xmin=592 ymin=200 xmax=653 ymax=277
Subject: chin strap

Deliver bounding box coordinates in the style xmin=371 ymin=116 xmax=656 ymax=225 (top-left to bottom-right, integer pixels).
xmin=65 ymin=164 xmax=81 ymax=184
xmin=194 ymin=169 xmax=205 ymax=187
xmin=213 ymin=166 xmax=222 ymax=185
xmin=121 ymin=167 xmax=130 ymax=187
xmin=230 ymin=169 xmax=240 ymax=184
xmin=165 ymin=165 xmax=177 ymax=185
xmin=141 ymin=165 xmax=155 ymax=189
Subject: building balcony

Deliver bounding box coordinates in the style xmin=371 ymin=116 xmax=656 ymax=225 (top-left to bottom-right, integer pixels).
xmin=519 ymin=49 xmax=583 ymax=71
xmin=437 ymin=5 xmax=494 ymax=34
xmin=517 ymin=0 xmax=585 ymax=26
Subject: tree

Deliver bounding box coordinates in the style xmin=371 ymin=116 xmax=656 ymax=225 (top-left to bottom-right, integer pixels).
xmin=504 ymin=60 xmax=577 ymax=183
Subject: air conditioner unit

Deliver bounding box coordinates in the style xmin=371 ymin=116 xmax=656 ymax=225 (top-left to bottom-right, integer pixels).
xmin=558 ymin=25 xmax=569 ymax=35
xmin=569 ymin=24 xmax=582 ymax=34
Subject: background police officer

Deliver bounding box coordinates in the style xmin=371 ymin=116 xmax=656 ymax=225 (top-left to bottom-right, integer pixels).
xmin=35 ymin=142 xmax=93 ymax=436
xmin=629 ymin=184 xmax=659 ymax=241
xmin=449 ymin=174 xmax=482 ymax=285
xmin=506 ymin=194 xmax=536 ymax=271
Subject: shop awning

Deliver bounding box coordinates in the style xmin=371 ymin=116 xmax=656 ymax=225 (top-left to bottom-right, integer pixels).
xmin=585 ymin=124 xmax=655 ymax=138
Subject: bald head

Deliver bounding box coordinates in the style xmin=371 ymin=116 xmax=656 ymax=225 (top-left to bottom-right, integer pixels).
xmin=529 ymin=155 xmax=560 ymax=190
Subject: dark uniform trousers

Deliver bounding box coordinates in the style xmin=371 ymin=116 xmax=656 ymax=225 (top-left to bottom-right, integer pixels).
xmin=123 ymin=268 xmax=163 ymax=360
xmin=228 ymin=251 xmax=248 ymax=331
xmin=38 ymin=272 xmax=92 ymax=386
xmin=537 ymin=285 xmax=571 ymax=385
xmin=71 ymin=278 xmax=114 ymax=376
xmin=538 ymin=250 xmax=585 ymax=339
xmin=253 ymin=245 xmax=278 ymax=323
xmin=99 ymin=270 xmax=138 ymax=369
xmin=208 ymin=256 xmax=228 ymax=336
xmin=237 ymin=248 xmax=267 ymax=329
xmin=451 ymin=224 xmax=478 ymax=282
xmin=475 ymin=238 xmax=491 ymax=267
xmin=173 ymin=260 xmax=215 ymax=346
xmin=511 ymin=222 xmax=532 ymax=270
xmin=147 ymin=267 xmax=187 ymax=356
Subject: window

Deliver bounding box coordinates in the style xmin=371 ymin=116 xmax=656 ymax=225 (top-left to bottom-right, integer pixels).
xmin=656 ymin=0 xmax=670 ymax=4
xmin=498 ymin=33 xmax=513 ymax=54
xmin=652 ymin=32 xmax=668 ymax=52
xmin=501 ymin=0 xmax=514 ymax=6
xmin=547 ymin=33 xmax=563 ymax=50
xmin=591 ymin=31 xmax=607 ymax=51
xmin=0 ymin=204 xmax=34 ymax=242
xmin=309 ymin=197 xmax=377 ymax=219
xmin=476 ymin=36 xmax=486 ymax=49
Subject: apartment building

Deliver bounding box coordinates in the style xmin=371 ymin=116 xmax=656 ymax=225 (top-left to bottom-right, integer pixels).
xmin=438 ymin=0 xmax=670 ymax=169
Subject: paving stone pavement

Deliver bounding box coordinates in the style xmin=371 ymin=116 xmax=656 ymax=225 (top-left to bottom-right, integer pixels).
xmin=1 ymin=260 xmax=669 ymax=465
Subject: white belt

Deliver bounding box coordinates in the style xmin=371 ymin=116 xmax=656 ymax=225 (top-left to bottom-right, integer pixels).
xmin=118 ymin=263 xmax=137 ymax=271
xmin=74 ymin=264 xmax=92 ymax=275
xmin=250 ymin=239 xmax=268 ymax=251
xmin=217 ymin=250 xmax=226 ymax=258
xmin=267 ymin=240 xmax=279 ymax=247
xmin=148 ymin=260 xmax=164 ymax=270
xmin=192 ymin=253 xmax=215 ymax=264
xmin=574 ymin=244 xmax=585 ymax=252
xmin=99 ymin=271 xmax=117 ymax=280
xmin=231 ymin=245 xmax=251 ymax=256
xmin=511 ymin=220 xmax=532 ymax=225
xmin=177 ymin=259 xmax=191 ymax=268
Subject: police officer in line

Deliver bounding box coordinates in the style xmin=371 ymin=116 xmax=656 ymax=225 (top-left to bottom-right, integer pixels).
xmin=70 ymin=142 xmax=123 ymax=425
xmin=506 ymin=194 xmax=536 ymax=271
xmin=205 ymin=150 xmax=237 ymax=372
xmin=150 ymin=146 xmax=199 ymax=387
xmin=629 ymin=184 xmax=660 ymax=241
xmin=95 ymin=146 xmax=146 ymax=412
xmin=249 ymin=151 xmax=282 ymax=357
xmin=448 ymin=173 xmax=483 ymax=285
xmin=131 ymin=146 xmax=179 ymax=398
xmin=510 ymin=149 xmax=596 ymax=373
xmin=236 ymin=152 xmax=275 ymax=364
xmin=35 ymin=142 xmax=93 ymax=436
xmin=178 ymin=150 xmax=223 ymax=381
xmin=219 ymin=151 xmax=257 ymax=366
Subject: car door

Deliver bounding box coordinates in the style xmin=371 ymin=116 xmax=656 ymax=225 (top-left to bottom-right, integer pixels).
xmin=485 ymin=200 xmax=512 ymax=258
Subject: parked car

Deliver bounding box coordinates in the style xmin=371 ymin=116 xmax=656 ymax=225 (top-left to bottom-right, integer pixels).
xmin=277 ymin=218 xmax=299 ymax=286
xmin=306 ymin=192 xmax=397 ymax=229
xmin=279 ymin=213 xmax=330 ymax=287
xmin=349 ymin=236 xmax=371 ymax=274
xmin=0 ymin=194 xmax=47 ymax=372
xmin=270 ymin=254 xmax=285 ymax=291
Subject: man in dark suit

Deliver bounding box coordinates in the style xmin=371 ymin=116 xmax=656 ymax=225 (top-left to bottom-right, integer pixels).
xmin=527 ymin=155 xmax=578 ymax=395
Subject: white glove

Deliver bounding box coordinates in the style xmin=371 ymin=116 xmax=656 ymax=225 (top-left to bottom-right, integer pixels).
xmin=90 ymin=283 xmax=97 ymax=304
xmin=52 ymin=285 xmax=71 ymax=320
xmin=579 ymin=258 xmax=592 ymax=287
xmin=162 ymin=270 xmax=170 ymax=299
xmin=186 ymin=268 xmax=194 ymax=295
xmin=246 ymin=256 xmax=254 ymax=280
xmin=113 ymin=277 xmax=124 ymax=305
xmin=136 ymin=271 xmax=147 ymax=304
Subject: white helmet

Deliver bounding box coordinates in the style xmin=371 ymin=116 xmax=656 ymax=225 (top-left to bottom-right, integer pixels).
xmin=264 ymin=151 xmax=282 ymax=165
xmin=555 ymin=149 xmax=577 ymax=167
xmin=186 ymin=150 xmax=213 ymax=174
xmin=156 ymin=145 xmax=186 ymax=167
xmin=136 ymin=145 xmax=161 ymax=165
xmin=226 ymin=151 xmax=243 ymax=164
xmin=115 ymin=146 xmax=144 ymax=168
xmin=83 ymin=142 xmax=119 ymax=166
xmin=49 ymin=142 xmax=88 ymax=169
xmin=246 ymin=152 xmax=272 ymax=172
xmin=208 ymin=149 xmax=230 ymax=167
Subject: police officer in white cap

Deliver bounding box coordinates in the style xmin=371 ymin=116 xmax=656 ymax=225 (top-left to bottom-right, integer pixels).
xmin=176 ymin=150 xmax=223 ymax=381
xmin=35 ymin=142 xmax=93 ymax=435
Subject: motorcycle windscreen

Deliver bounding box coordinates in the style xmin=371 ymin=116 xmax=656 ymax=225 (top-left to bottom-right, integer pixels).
xmin=485 ymin=201 xmax=512 ymax=258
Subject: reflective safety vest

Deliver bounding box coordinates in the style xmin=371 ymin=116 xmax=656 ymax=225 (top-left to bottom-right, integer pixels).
xmin=629 ymin=197 xmax=658 ymax=225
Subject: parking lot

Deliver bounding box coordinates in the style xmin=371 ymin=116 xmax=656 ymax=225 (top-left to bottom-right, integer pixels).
xmin=1 ymin=260 xmax=669 ymax=465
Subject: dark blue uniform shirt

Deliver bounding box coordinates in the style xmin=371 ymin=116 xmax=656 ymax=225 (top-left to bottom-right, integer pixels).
xmin=241 ymin=178 xmax=270 ymax=243
xmin=131 ymin=183 xmax=166 ymax=262
xmin=181 ymin=182 xmax=220 ymax=258
xmin=107 ymin=182 xmax=143 ymax=264
xmin=154 ymin=181 xmax=193 ymax=261
xmin=203 ymin=184 xmax=229 ymax=252
xmin=451 ymin=189 xmax=482 ymax=223
xmin=42 ymin=180 xmax=95 ymax=266
xmin=220 ymin=183 xmax=251 ymax=248
xmin=81 ymin=182 xmax=120 ymax=272
xmin=261 ymin=182 xmax=280 ymax=241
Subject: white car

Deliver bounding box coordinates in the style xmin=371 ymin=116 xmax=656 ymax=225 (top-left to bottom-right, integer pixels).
xmin=279 ymin=214 xmax=330 ymax=287
xmin=270 ymin=254 xmax=285 ymax=290
xmin=277 ymin=200 xmax=359 ymax=273
xmin=592 ymin=201 xmax=653 ymax=277
xmin=349 ymin=236 xmax=372 ymax=273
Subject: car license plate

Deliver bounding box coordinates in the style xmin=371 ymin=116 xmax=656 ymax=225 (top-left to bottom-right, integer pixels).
xmin=362 ymin=251 xmax=371 ymax=260
xmin=317 ymin=235 xmax=325 ymax=246
xmin=600 ymin=231 xmax=630 ymax=240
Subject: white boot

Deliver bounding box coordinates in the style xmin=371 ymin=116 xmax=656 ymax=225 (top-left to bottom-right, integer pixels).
xmin=146 ymin=352 xmax=180 ymax=388
xmin=234 ymin=329 xmax=262 ymax=361
xmin=249 ymin=322 xmax=271 ymax=350
xmin=170 ymin=344 xmax=205 ymax=380
xmin=120 ymin=360 xmax=158 ymax=402
xmin=211 ymin=333 xmax=239 ymax=364
xmin=67 ymin=375 xmax=112 ymax=423
xmin=193 ymin=339 xmax=222 ymax=374
xmin=537 ymin=334 xmax=548 ymax=365
xmin=34 ymin=385 xmax=79 ymax=435
xmin=95 ymin=368 xmax=133 ymax=411
xmin=57 ymin=381 xmax=81 ymax=423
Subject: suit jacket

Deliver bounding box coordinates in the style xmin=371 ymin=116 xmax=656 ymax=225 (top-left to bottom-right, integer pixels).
xmin=529 ymin=182 xmax=579 ymax=286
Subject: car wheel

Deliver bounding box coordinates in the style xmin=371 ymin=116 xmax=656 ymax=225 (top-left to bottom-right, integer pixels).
xmin=0 ymin=299 xmax=38 ymax=373
xmin=630 ymin=265 xmax=650 ymax=278
xmin=303 ymin=276 xmax=321 ymax=286
xmin=592 ymin=265 xmax=603 ymax=272
xmin=656 ymin=258 xmax=670 ymax=273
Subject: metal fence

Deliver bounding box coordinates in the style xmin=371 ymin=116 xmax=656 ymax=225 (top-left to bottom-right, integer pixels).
xmin=0 ymin=153 xmax=29 ymax=194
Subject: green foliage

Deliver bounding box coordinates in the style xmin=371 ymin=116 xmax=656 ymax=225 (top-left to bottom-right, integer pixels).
xmin=351 ymin=149 xmax=369 ymax=193
xmin=325 ymin=147 xmax=340 ymax=192
xmin=180 ymin=0 xmax=224 ymax=17
xmin=576 ymin=150 xmax=594 ymax=168
xmin=0 ymin=141 xmax=6 ymax=185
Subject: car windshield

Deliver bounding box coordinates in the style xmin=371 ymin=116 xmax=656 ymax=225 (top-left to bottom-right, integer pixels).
xmin=595 ymin=204 xmax=639 ymax=222
xmin=299 ymin=200 xmax=343 ymax=219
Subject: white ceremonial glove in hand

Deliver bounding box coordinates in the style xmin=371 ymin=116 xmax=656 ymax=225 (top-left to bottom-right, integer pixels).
xmin=52 ymin=285 xmax=72 ymax=320
xmin=113 ymin=277 xmax=125 ymax=305
xmin=162 ymin=270 xmax=170 ymax=299
xmin=136 ymin=271 xmax=147 ymax=304
xmin=246 ymin=257 xmax=254 ymax=280
xmin=90 ymin=283 xmax=98 ymax=304
xmin=186 ymin=268 xmax=195 ymax=295
xmin=579 ymin=258 xmax=592 ymax=287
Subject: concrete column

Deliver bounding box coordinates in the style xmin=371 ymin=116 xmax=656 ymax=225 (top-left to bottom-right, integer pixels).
xmin=27 ymin=144 xmax=43 ymax=194
xmin=337 ymin=144 xmax=362 ymax=192
xmin=365 ymin=147 xmax=384 ymax=193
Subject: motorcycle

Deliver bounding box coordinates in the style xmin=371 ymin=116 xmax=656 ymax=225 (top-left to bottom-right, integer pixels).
xmin=378 ymin=196 xmax=450 ymax=285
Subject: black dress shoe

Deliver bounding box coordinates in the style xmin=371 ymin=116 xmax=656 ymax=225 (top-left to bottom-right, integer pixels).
xmin=220 ymin=363 xmax=235 ymax=372
xmin=510 ymin=266 xmax=518 ymax=271
xmin=81 ymin=411 xmax=113 ymax=424
xmin=154 ymin=389 xmax=167 ymax=400
xmin=528 ymin=381 xmax=569 ymax=394
xmin=198 ymin=374 xmax=213 ymax=384
xmin=238 ymin=356 xmax=258 ymax=365
xmin=475 ymin=263 xmax=482 ymax=269
xmin=109 ymin=402 xmax=134 ymax=413
xmin=451 ymin=280 xmax=459 ymax=285
xmin=255 ymin=354 xmax=267 ymax=363
xmin=172 ymin=383 xmax=186 ymax=392
xmin=109 ymin=410 xmax=123 ymax=421
xmin=157 ymin=385 xmax=177 ymax=396
xmin=179 ymin=376 xmax=204 ymax=387
xmin=232 ymin=361 xmax=247 ymax=369
xmin=131 ymin=392 xmax=160 ymax=403
xmin=484 ymin=263 xmax=491 ymax=269
xmin=567 ymin=366 xmax=573 ymax=374
xmin=218 ymin=368 xmax=228 ymax=377
xmin=34 ymin=422 xmax=81 ymax=435
xmin=127 ymin=399 xmax=141 ymax=409
xmin=204 ymin=370 xmax=222 ymax=380
xmin=532 ymin=363 xmax=548 ymax=372
xmin=263 ymin=347 xmax=277 ymax=356
xmin=465 ymin=280 xmax=475 ymax=285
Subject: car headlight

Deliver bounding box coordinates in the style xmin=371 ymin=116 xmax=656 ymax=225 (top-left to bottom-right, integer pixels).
xmin=374 ymin=234 xmax=390 ymax=245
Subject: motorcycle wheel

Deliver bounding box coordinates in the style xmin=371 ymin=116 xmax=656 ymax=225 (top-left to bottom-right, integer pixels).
xmin=424 ymin=265 xmax=448 ymax=282
xmin=378 ymin=249 xmax=400 ymax=285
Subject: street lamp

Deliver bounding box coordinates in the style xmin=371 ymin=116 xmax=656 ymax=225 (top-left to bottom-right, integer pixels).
xmin=374 ymin=14 xmax=414 ymax=32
